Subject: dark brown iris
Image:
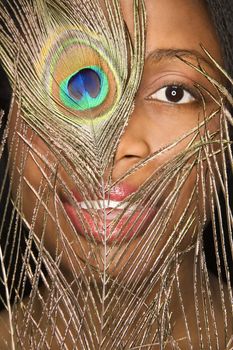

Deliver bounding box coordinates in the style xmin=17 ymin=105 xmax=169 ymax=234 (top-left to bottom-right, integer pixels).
xmin=165 ymin=85 xmax=184 ymax=103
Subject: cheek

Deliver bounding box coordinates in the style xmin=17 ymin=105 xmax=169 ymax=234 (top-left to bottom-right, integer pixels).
xmin=7 ymin=110 xmax=56 ymax=233
xmin=9 ymin=133 xmax=47 ymax=205
xmin=7 ymin=112 xmax=95 ymax=277
xmin=136 ymin=80 xmax=221 ymax=151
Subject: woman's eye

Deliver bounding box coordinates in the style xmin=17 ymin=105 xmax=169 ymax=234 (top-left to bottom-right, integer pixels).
xmin=150 ymin=85 xmax=196 ymax=104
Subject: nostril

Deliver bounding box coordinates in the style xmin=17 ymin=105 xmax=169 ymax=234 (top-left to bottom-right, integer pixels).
xmin=124 ymin=155 xmax=138 ymax=158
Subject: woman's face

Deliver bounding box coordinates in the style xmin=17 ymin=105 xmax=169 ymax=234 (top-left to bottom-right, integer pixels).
xmin=8 ymin=0 xmax=222 ymax=282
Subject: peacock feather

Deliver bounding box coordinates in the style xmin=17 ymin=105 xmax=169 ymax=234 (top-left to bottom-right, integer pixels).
xmin=0 ymin=0 xmax=232 ymax=349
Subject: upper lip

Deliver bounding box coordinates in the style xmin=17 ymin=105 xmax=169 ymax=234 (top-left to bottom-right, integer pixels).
xmin=62 ymin=182 xmax=138 ymax=207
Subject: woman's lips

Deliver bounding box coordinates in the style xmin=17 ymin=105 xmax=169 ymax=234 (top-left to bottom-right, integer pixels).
xmin=61 ymin=184 xmax=157 ymax=244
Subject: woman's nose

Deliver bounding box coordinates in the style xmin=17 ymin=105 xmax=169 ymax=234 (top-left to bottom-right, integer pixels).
xmin=111 ymin=108 xmax=151 ymax=181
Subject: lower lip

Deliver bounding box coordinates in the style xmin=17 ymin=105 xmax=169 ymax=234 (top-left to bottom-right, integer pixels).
xmin=62 ymin=203 xmax=156 ymax=244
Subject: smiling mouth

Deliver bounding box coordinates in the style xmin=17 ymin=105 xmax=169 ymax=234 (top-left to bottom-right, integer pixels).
xmin=60 ymin=186 xmax=157 ymax=244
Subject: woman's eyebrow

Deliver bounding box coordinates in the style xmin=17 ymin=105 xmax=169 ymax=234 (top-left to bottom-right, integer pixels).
xmin=146 ymin=48 xmax=213 ymax=67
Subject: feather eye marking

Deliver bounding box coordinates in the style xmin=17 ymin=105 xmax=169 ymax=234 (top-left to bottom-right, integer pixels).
xmin=60 ymin=65 xmax=109 ymax=111
xmin=38 ymin=28 xmax=123 ymax=124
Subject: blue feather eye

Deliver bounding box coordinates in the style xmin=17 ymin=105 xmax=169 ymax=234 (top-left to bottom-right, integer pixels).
xmin=60 ymin=66 xmax=109 ymax=111
xmin=42 ymin=30 xmax=122 ymax=123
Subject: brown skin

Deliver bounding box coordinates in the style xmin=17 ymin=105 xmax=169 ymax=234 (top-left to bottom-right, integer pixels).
xmin=1 ymin=0 xmax=231 ymax=348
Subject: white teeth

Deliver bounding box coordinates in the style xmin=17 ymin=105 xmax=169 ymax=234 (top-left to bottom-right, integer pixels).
xmin=79 ymin=200 xmax=131 ymax=210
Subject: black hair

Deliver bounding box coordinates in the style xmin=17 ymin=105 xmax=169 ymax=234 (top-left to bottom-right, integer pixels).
xmin=204 ymin=0 xmax=233 ymax=283
xmin=206 ymin=0 xmax=233 ymax=79
xmin=0 ymin=0 xmax=232 ymax=310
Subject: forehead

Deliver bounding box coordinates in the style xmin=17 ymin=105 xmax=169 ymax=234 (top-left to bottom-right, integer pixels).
xmin=117 ymin=0 xmax=221 ymax=62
